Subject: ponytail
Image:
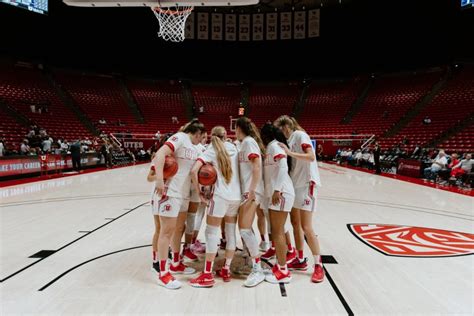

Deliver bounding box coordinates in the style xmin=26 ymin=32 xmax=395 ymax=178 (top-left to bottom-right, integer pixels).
xmin=236 ymin=117 xmax=266 ymax=155
xmin=274 ymin=115 xmax=305 ymax=132
xmin=211 ymin=126 xmax=232 ymax=184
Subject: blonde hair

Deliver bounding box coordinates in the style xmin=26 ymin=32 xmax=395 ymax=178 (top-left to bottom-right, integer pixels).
xmin=274 ymin=115 xmax=305 ymax=132
xmin=211 ymin=126 xmax=232 ymax=184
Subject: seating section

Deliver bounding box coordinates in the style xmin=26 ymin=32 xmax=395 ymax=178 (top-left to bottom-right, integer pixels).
xmin=248 ymin=84 xmax=299 ymax=128
xmin=439 ymin=124 xmax=474 ymax=153
xmin=384 ymin=66 xmax=474 ymax=151
xmin=126 ymin=79 xmax=187 ymax=134
xmin=54 ymin=71 xmax=136 ymax=134
xmin=193 ymin=84 xmax=241 ymax=129
xmin=0 ymin=64 xmax=91 ymax=142
xmin=300 ymin=79 xmax=364 ymax=135
xmin=350 ymin=72 xmax=441 ymax=145
xmin=0 ymin=107 xmax=27 ymax=150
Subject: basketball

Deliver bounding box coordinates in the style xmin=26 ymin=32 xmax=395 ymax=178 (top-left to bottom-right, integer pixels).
xmin=198 ymin=163 xmax=217 ymax=186
xmin=163 ymin=155 xmax=178 ymax=179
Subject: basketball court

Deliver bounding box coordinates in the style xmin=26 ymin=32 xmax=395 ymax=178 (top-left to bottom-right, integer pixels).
xmin=1 ymin=163 xmax=472 ymax=315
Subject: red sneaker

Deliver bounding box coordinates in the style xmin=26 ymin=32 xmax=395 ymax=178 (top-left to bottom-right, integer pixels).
xmin=287 ymin=257 xmax=308 ymax=271
xmin=157 ymin=272 xmax=182 ymax=290
xmin=216 ymin=268 xmax=231 ymax=282
xmin=286 ymin=248 xmax=296 ymax=263
xmin=182 ymin=247 xmax=198 ymax=262
xmin=265 ymin=265 xmax=292 ymax=284
xmin=170 ymin=262 xmax=196 ymax=275
xmin=189 ymin=272 xmax=215 ymax=288
xmin=311 ymin=264 xmax=325 ymax=283
xmin=261 ymin=247 xmax=276 ymax=260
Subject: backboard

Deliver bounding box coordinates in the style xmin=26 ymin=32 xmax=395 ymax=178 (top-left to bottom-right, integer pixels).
xmin=63 ymin=0 xmax=259 ymax=7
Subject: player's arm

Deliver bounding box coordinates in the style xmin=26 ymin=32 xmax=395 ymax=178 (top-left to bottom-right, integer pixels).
xmin=279 ymin=143 xmax=315 ymax=162
xmin=271 ymin=155 xmax=286 ymax=205
xmin=191 ymin=159 xmax=207 ymax=204
xmin=147 ymin=167 xmax=156 ymax=182
xmin=248 ymin=155 xmax=262 ymax=201
xmin=153 ymin=144 xmax=173 ymax=196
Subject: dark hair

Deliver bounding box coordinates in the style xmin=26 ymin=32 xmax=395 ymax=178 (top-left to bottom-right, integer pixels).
xmin=181 ymin=119 xmax=206 ymax=135
xmin=236 ymin=117 xmax=265 ymax=154
xmin=260 ymin=123 xmax=292 ymax=173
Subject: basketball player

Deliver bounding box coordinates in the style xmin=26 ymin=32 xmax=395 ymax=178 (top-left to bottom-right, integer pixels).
xmin=153 ymin=119 xmax=205 ymax=289
xmin=274 ymin=115 xmax=325 ymax=283
xmin=260 ymin=123 xmax=295 ymax=283
xmin=235 ymin=117 xmax=266 ymax=287
xmin=188 ymin=126 xmax=241 ymax=287
xmin=147 ymin=153 xmax=161 ymax=275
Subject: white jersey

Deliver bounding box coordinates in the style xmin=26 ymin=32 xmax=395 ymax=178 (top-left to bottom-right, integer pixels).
xmin=155 ymin=132 xmax=200 ymax=199
xmin=263 ymin=140 xmax=295 ymax=198
xmin=287 ymin=130 xmax=322 ymax=188
xmin=195 ymin=143 xmax=206 ymax=153
xmin=199 ymin=142 xmax=241 ymax=201
xmin=238 ymin=136 xmax=265 ymax=196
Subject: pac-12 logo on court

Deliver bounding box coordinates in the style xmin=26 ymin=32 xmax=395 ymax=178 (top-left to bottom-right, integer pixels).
xmin=348 ymin=224 xmax=474 ymax=258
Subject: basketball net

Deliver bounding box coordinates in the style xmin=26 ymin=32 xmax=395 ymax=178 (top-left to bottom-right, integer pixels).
xmin=152 ymin=5 xmax=193 ymax=42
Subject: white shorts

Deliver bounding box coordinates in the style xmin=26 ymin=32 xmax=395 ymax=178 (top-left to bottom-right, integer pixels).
xmin=240 ymin=192 xmax=263 ymax=207
xmin=294 ymin=181 xmax=317 ymax=212
xmin=266 ymin=192 xmax=295 ymax=213
xmin=207 ymin=196 xmax=240 ymax=218
xmin=152 ymin=193 xmax=187 ymax=218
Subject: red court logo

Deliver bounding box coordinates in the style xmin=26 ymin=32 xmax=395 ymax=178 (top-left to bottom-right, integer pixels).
xmin=348 ymin=224 xmax=474 ymax=258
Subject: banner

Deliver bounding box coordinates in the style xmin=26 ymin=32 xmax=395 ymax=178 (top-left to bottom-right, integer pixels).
xmin=239 ymin=14 xmax=250 ymax=41
xmin=184 ymin=12 xmax=195 ymax=39
xmin=397 ymin=159 xmax=422 ymax=178
xmin=280 ymin=12 xmax=292 ymax=40
xmin=225 ymin=14 xmax=237 ymax=41
xmin=252 ymin=13 xmax=264 ymax=41
xmin=197 ymin=12 xmax=209 ymax=40
xmin=294 ymin=11 xmax=306 ymax=39
xmin=211 ymin=13 xmax=223 ymax=40
xmin=0 ymin=154 xmax=102 ymax=178
xmin=266 ymin=13 xmax=277 ymax=40
xmin=308 ymin=9 xmax=320 ymax=38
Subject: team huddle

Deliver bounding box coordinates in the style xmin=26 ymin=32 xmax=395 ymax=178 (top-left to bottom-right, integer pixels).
xmin=147 ymin=115 xmax=324 ymax=289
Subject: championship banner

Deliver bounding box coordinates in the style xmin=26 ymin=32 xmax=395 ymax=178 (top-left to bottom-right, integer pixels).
xmin=239 ymin=14 xmax=250 ymax=41
xmin=225 ymin=14 xmax=237 ymax=41
xmin=184 ymin=12 xmax=195 ymax=39
xmin=252 ymin=13 xmax=264 ymax=41
xmin=308 ymin=9 xmax=320 ymax=38
xmin=294 ymin=11 xmax=306 ymax=39
xmin=280 ymin=12 xmax=292 ymax=40
xmin=266 ymin=12 xmax=277 ymax=40
xmin=197 ymin=12 xmax=209 ymax=40
xmin=211 ymin=13 xmax=223 ymax=40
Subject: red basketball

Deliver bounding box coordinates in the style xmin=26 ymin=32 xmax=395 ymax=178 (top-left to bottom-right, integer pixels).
xmin=198 ymin=163 xmax=217 ymax=186
xmin=163 ymin=155 xmax=178 ymax=179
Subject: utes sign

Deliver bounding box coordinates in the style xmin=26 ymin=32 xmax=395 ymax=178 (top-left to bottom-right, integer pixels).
xmin=348 ymin=224 xmax=474 ymax=258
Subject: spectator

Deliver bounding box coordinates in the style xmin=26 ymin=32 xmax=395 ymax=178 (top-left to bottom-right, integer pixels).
xmin=450 ymin=153 xmax=473 ymax=179
xmin=317 ymin=144 xmax=324 ymax=161
xmin=423 ymin=116 xmax=432 ymax=125
xmin=402 ymin=136 xmax=409 ymax=145
xmin=70 ymin=140 xmax=82 ymax=172
xmin=42 ymin=137 xmax=53 ymax=153
xmin=374 ymin=142 xmax=381 ymax=174
xmin=60 ymin=139 xmax=69 ymax=153
xmin=27 ymin=128 xmax=35 ymax=138
xmin=155 ymin=130 xmax=161 ymax=141
xmin=0 ymin=139 xmax=4 ymax=157
xmin=424 ymin=150 xmax=447 ymax=181
xmin=20 ymin=141 xmax=30 ymax=155
xmin=99 ymin=118 xmax=107 ymax=125
xmin=412 ymin=144 xmax=422 ymax=157
xmin=30 ymin=104 xmax=36 ymax=113
xmin=199 ymin=105 xmax=204 ymax=113
xmin=172 ymin=116 xmax=179 ymax=124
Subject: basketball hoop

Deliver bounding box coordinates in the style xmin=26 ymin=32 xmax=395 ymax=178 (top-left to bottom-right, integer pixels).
xmin=152 ymin=5 xmax=193 ymax=42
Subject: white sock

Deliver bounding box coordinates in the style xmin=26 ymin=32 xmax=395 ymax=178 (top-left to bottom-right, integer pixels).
xmin=313 ymin=255 xmax=322 ymax=266
xmin=224 ymin=258 xmax=232 ymax=270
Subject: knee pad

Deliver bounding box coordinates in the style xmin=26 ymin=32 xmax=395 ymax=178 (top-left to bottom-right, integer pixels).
xmin=240 ymin=228 xmax=259 ymax=257
xmin=205 ymin=225 xmax=220 ymax=254
xmin=185 ymin=212 xmax=196 ymax=235
xmin=225 ymin=222 xmax=236 ymax=250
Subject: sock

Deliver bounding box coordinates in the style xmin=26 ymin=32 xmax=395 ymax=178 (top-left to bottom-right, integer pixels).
xmin=279 ymin=264 xmax=288 ymax=272
xmin=314 ymin=255 xmax=322 ymax=266
xmin=204 ymin=260 xmax=213 ymax=273
xmin=172 ymin=252 xmax=180 ymax=266
xmin=298 ymin=250 xmax=304 ymax=261
xmin=159 ymin=260 xmax=168 ymax=275
xmin=271 ymin=241 xmax=275 ymax=250
xmin=224 ymin=258 xmax=232 ymax=270
xmin=152 ymin=251 xmax=158 ymax=263
xmin=192 ymin=236 xmax=197 ymax=244
xmin=260 ymin=234 xmax=265 ymax=242
xmin=287 ymin=244 xmax=293 ymax=252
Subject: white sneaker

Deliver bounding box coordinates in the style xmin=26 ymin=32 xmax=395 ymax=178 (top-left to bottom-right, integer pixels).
xmin=259 ymin=241 xmax=270 ymax=252
xmin=244 ymin=265 xmax=265 ymax=287
xmin=157 ymin=272 xmax=182 ymax=290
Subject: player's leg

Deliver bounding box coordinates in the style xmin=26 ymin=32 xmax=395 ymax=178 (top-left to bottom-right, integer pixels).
xmin=256 ymin=207 xmax=269 ymax=251
xmin=289 ymin=207 xmax=308 ymax=270
xmin=157 ymin=213 xmax=182 ymax=289
xmin=265 ymin=209 xmax=291 ymax=284
xmin=152 ymin=215 xmax=161 ymax=274
xmin=215 ymin=201 xmax=239 ymax=282
xmin=183 ymin=202 xmax=199 ymax=261
xmin=191 ymin=203 xmax=206 ymax=254
xmin=300 ymin=210 xmax=324 ymax=283
xmin=169 ymin=201 xmax=196 ymax=275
